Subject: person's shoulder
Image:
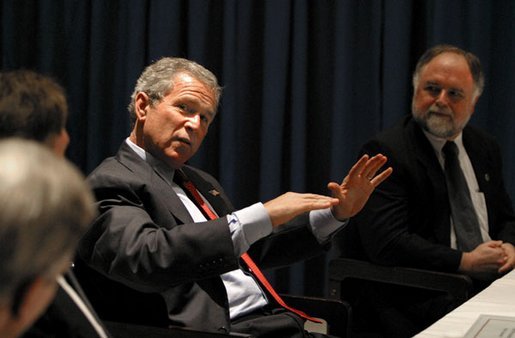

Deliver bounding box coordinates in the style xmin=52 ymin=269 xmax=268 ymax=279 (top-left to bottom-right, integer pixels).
xmin=87 ymin=143 xmax=149 ymax=187
xmin=362 ymin=116 xmax=414 ymax=153
xmin=464 ymin=124 xmax=498 ymax=143
xmin=463 ymin=124 xmax=502 ymax=155
xmin=87 ymin=155 xmax=125 ymax=180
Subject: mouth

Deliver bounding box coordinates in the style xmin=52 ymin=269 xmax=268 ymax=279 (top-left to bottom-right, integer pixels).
xmin=175 ymin=137 xmax=192 ymax=146
xmin=428 ymin=110 xmax=452 ymax=119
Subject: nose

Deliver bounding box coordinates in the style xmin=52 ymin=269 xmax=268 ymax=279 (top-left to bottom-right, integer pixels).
xmin=185 ymin=114 xmax=201 ymax=130
xmin=435 ymin=90 xmax=449 ymax=107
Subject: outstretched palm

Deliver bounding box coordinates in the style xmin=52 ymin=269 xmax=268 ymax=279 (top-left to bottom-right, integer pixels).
xmin=329 ymin=154 xmax=392 ymax=220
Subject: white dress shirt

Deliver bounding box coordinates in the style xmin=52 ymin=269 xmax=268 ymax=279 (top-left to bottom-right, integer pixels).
xmin=423 ymin=132 xmax=491 ymax=248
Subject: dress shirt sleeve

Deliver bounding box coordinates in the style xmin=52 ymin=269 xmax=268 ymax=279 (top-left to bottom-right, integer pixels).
xmin=228 ymin=203 xmax=273 ymax=256
xmin=309 ymin=209 xmax=348 ymax=243
xmin=228 ymin=204 xmax=347 ymax=256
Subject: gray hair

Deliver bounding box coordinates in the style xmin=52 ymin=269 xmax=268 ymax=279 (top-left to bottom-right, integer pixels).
xmin=0 ymin=139 xmax=95 ymax=305
xmin=412 ymin=44 xmax=485 ymax=98
xmin=127 ymin=57 xmax=222 ymax=127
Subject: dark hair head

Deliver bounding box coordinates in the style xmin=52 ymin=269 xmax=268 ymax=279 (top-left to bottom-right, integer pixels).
xmin=0 ymin=70 xmax=68 ymax=142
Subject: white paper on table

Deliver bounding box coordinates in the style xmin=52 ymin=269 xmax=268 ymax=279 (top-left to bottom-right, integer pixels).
xmin=464 ymin=314 xmax=515 ymax=338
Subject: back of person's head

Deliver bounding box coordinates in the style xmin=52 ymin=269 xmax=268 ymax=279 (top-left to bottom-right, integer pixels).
xmin=0 ymin=70 xmax=69 ymax=154
xmin=0 ymin=138 xmax=95 ymax=337
xmin=127 ymin=57 xmax=222 ymax=127
xmin=412 ymin=44 xmax=484 ymax=98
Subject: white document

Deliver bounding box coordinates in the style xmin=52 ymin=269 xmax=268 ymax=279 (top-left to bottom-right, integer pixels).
xmin=465 ymin=315 xmax=515 ymax=338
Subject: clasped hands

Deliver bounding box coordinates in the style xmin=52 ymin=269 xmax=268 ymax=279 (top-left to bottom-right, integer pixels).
xmin=264 ymin=154 xmax=393 ymax=227
xmin=460 ymin=241 xmax=515 ymax=276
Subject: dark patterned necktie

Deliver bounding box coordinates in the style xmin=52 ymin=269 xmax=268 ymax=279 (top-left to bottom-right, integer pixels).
xmin=174 ymin=169 xmax=321 ymax=323
xmin=442 ymin=141 xmax=483 ymax=251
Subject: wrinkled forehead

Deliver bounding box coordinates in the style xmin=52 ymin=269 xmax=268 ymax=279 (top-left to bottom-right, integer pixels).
xmin=171 ymin=73 xmax=217 ymax=103
xmin=418 ymin=53 xmax=474 ymax=88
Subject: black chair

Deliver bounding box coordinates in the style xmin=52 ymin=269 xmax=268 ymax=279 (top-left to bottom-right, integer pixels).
xmin=328 ymin=258 xmax=472 ymax=336
xmin=105 ymin=295 xmax=351 ymax=338
xmin=74 ymin=259 xmax=351 ymax=337
xmin=281 ymin=294 xmax=352 ymax=338
xmin=105 ymin=321 xmax=253 ymax=338
xmin=328 ymin=258 xmax=472 ymax=302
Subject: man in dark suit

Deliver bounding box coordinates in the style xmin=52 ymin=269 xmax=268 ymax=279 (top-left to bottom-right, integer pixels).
xmin=336 ymin=45 xmax=515 ymax=337
xmin=75 ymin=56 xmax=392 ymax=338
xmin=0 ymin=70 xmax=111 ymax=338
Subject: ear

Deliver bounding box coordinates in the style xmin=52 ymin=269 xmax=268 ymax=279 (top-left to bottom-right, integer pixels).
xmin=469 ymin=95 xmax=480 ymax=116
xmin=45 ymin=129 xmax=70 ymax=158
xmin=11 ymin=277 xmax=57 ymax=333
xmin=134 ymin=92 xmax=151 ymax=122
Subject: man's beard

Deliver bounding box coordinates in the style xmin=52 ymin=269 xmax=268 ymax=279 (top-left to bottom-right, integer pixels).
xmin=412 ymin=103 xmax=469 ymax=139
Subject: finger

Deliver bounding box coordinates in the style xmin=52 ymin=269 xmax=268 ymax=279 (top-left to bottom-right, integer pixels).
xmin=303 ymin=196 xmax=340 ymax=210
xmin=370 ymin=167 xmax=393 ymax=186
xmin=300 ymin=193 xmax=340 ymax=204
xmin=346 ymin=154 xmax=370 ymax=179
xmin=327 ymin=182 xmax=344 ymax=198
xmin=486 ymin=240 xmax=504 ymax=248
xmin=498 ymin=261 xmax=513 ymax=274
xmin=496 ymin=254 xmax=508 ymax=263
xmin=302 ymin=193 xmax=339 ymax=201
xmin=361 ymin=154 xmax=388 ymax=179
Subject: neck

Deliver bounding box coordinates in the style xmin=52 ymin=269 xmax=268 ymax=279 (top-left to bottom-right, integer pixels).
xmin=0 ymin=308 xmax=23 ymax=338
xmin=129 ymin=123 xmax=145 ymax=148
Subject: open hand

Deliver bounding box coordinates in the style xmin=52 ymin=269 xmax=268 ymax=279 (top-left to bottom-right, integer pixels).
xmin=328 ymin=154 xmax=392 ymax=220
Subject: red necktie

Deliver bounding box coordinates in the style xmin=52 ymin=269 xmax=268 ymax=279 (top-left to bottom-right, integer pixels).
xmin=175 ymin=170 xmax=321 ymax=323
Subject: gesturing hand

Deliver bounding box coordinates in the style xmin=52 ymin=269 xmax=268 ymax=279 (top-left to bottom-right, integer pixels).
xmin=264 ymin=192 xmax=340 ymax=227
xmin=329 ymin=154 xmax=392 ymax=220
xmin=263 ymin=153 xmax=392 ymax=227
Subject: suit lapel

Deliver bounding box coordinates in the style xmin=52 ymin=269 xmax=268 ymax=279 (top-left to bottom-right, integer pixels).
xmin=116 ymin=143 xmax=194 ymax=224
xmin=408 ymin=118 xmax=446 ymax=190
xmin=407 ymin=119 xmax=451 ymax=244
xmin=116 ymin=142 xmax=232 ymax=222
xmin=463 ymin=128 xmax=491 ymax=193
xmin=182 ymin=166 xmax=233 ymax=218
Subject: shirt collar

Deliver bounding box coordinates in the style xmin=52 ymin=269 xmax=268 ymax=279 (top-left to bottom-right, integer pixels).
xmin=125 ymin=137 xmax=176 ymax=182
xmin=422 ymin=130 xmax=464 ymax=156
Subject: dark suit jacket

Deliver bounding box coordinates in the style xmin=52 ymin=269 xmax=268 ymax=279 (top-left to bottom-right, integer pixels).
xmin=76 ymin=142 xmax=328 ymax=333
xmin=22 ymin=272 xmax=110 ymax=338
xmin=338 ymin=116 xmax=515 ymax=273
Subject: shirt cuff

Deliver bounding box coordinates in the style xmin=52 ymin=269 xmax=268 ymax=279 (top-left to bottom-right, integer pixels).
xmin=309 ymin=208 xmax=348 ymax=243
xmin=227 ymin=203 xmax=273 ymax=256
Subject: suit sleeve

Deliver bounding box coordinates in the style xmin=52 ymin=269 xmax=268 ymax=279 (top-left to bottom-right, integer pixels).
xmin=78 ymin=163 xmax=240 ymax=293
xmin=479 ymin=136 xmax=515 ymax=244
xmin=351 ymin=140 xmax=463 ymax=272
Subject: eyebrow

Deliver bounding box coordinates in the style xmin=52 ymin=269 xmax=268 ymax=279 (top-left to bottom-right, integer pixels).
xmin=424 ymin=81 xmax=440 ymax=87
xmin=424 ymin=81 xmax=464 ymax=92
xmin=175 ymin=98 xmax=216 ymax=121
